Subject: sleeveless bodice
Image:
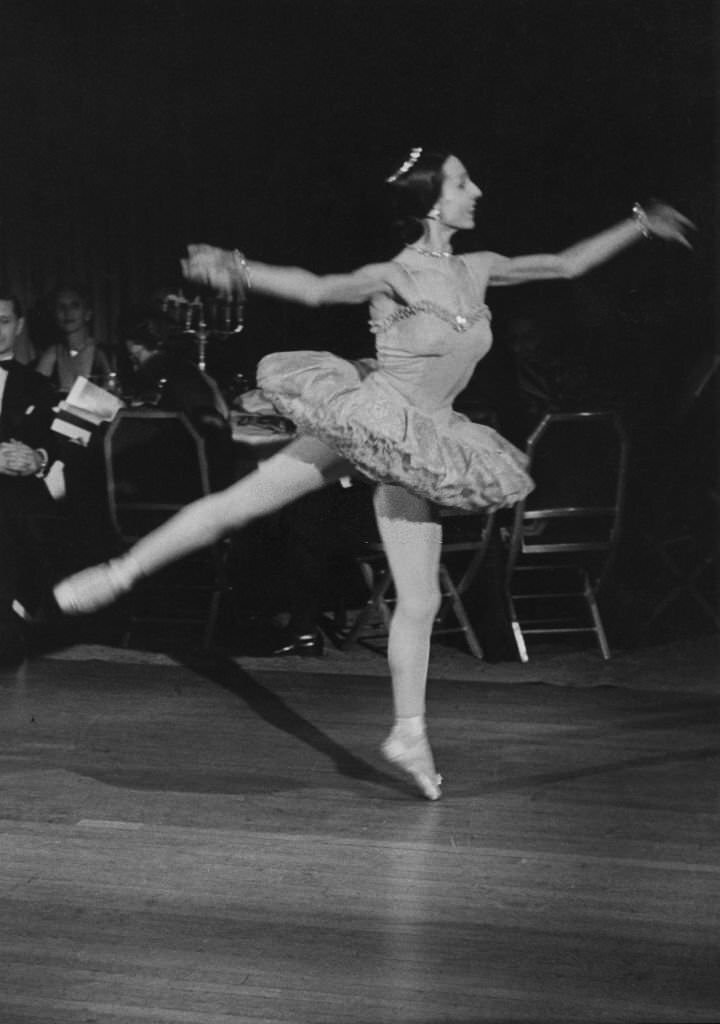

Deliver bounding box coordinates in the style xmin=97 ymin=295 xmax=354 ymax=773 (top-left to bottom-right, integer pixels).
xmin=368 ymin=256 xmax=493 ymax=412
xmin=256 ymin=252 xmax=533 ymax=511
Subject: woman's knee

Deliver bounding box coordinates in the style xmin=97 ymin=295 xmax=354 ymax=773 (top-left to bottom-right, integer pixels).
xmin=180 ymin=458 xmax=327 ymax=541
xmin=395 ymin=582 xmax=442 ymax=624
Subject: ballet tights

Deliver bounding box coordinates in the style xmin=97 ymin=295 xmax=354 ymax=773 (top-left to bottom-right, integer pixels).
xmin=108 ymin=452 xmax=442 ymax=745
xmin=116 ymin=436 xmax=349 ymax=584
xmin=373 ymin=484 xmax=442 ymax=730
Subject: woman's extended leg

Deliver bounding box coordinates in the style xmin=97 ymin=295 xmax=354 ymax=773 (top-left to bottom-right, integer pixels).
xmin=54 ymin=436 xmax=350 ymax=614
xmin=373 ymin=484 xmax=444 ymax=800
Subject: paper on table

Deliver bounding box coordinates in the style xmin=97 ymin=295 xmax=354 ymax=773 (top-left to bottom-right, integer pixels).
xmin=59 ymin=376 xmax=125 ymax=424
xmin=51 ymin=376 xmax=124 ymax=445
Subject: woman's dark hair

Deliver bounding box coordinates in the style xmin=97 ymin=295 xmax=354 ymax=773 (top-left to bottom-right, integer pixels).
xmin=125 ymin=317 xmax=165 ymax=352
xmin=385 ymin=148 xmax=453 ymax=243
xmin=51 ymin=283 xmax=93 ymax=312
xmin=0 ymin=289 xmax=24 ymax=318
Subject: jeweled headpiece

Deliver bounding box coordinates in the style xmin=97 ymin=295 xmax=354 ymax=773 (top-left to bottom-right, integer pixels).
xmin=386 ymin=146 xmax=423 ymax=183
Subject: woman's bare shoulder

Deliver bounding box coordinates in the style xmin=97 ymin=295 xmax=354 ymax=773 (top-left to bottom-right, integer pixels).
xmin=460 ymin=251 xmax=496 ymax=277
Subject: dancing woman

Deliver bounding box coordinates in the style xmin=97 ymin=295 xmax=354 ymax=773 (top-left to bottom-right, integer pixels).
xmin=54 ymin=148 xmax=693 ymax=800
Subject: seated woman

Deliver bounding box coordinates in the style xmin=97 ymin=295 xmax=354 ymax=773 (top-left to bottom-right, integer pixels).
xmin=123 ymin=316 xmax=234 ymax=490
xmin=36 ymin=285 xmax=115 ymax=571
xmin=36 ymin=284 xmax=112 ymax=395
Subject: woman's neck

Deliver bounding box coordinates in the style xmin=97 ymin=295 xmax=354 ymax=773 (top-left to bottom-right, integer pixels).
xmin=64 ymin=328 xmax=91 ymax=353
xmin=414 ymin=223 xmax=457 ymax=256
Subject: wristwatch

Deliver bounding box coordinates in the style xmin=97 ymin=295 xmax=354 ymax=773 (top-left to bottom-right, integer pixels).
xmin=35 ymin=448 xmax=49 ymax=477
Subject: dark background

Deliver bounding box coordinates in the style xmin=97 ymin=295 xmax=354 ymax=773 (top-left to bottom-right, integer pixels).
xmin=1 ymin=0 xmax=716 ymax=638
xmin=0 ymin=0 xmax=715 ymax=412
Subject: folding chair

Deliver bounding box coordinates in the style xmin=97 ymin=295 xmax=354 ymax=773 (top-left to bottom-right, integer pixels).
xmin=502 ymin=411 xmax=629 ymax=661
xmin=340 ymin=507 xmax=496 ymax=659
xmin=642 ymin=487 xmax=720 ymax=631
xmin=639 ymin=353 xmax=719 ymax=632
xmin=104 ymin=409 xmax=231 ymax=648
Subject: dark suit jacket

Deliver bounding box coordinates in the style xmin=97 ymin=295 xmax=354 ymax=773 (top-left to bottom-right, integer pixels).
xmin=0 ymin=360 xmax=58 ymax=458
xmin=0 ymin=361 xmax=61 ymax=614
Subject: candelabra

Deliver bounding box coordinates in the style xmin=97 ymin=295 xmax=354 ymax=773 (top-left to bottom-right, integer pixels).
xmin=161 ymin=292 xmax=245 ymax=372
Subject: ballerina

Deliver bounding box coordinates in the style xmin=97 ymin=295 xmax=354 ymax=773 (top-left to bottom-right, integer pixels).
xmin=54 ymin=147 xmax=694 ymax=800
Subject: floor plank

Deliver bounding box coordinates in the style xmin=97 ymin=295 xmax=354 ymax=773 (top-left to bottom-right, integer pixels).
xmin=1 ymin=644 xmax=718 ymax=1023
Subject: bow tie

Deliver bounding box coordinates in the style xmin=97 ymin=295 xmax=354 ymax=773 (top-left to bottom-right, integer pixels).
xmin=0 ymin=359 xmax=18 ymax=372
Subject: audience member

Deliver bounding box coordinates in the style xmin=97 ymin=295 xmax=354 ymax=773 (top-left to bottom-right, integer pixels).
xmin=122 ymin=316 xmax=234 ymax=489
xmin=234 ymin=480 xmax=372 ymax=657
xmin=35 ymin=286 xmax=119 ymax=574
xmin=0 ymin=290 xmax=60 ymax=666
xmin=36 ymin=285 xmax=112 ymax=394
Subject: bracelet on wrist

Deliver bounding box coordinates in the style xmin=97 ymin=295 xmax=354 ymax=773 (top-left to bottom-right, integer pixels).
xmin=632 ymin=202 xmax=652 ymax=240
xmin=231 ymin=249 xmax=253 ymax=292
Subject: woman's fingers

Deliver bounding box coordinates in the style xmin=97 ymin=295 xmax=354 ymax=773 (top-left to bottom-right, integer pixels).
xmin=181 ymin=247 xmax=237 ymax=295
xmin=646 ymin=204 xmax=697 ymax=248
xmin=664 ymin=207 xmax=697 ymax=232
xmin=675 ymin=211 xmax=697 ymax=229
xmin=650 ymin=203 xmax=697 ymax=231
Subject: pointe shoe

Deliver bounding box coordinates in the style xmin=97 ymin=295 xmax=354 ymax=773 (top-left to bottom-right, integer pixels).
xmin=381 ymin=731 xmax=443 ymax=801
xmin=53 ymin=560 xmax=134 ymax=615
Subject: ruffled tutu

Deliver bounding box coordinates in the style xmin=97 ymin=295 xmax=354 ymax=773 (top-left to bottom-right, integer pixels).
xmin=257 ymin=351 xmax=533 ymax=511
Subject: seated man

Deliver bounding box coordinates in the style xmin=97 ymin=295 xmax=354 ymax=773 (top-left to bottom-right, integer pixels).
xmin=0 ymin=290 xmax=60 ymax=666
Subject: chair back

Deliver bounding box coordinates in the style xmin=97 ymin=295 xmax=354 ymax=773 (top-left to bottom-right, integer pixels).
xmin=438 ymin=507 xmax=494 ymax=548
xmin=104 ymin=410 xmax=211 ymax=540
xmin=503 ymin=410 xmax=629 ymax=660
xmin=507 ymin=410 xmax=628 ymax=572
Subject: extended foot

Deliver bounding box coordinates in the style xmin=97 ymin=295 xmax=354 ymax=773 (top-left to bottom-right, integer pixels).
xmin=53 ymin=559 xmax=135 ymax=615
xmin=381 ymin=731 xmax=442 ymax=801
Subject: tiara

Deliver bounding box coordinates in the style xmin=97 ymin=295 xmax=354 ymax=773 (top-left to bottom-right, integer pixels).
xmin=386 ymin=146 xmax=423 ymax=183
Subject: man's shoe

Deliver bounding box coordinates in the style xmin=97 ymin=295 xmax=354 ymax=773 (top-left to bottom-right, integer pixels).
xmin=270 ymin=629 xmax=325 ymax=657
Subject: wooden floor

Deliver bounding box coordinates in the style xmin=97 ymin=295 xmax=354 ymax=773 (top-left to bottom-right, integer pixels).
xmin=1 ymin=638 xmax=719 ymax=1023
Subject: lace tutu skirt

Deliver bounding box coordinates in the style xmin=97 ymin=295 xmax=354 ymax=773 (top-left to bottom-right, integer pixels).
xmin=257 ymin=351 xmax=533 ymax=511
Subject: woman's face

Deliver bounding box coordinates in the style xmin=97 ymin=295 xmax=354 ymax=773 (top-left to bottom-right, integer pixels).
xmin=125 ymin=339 xmax=152 ymax=368
xmin=54 ymin=290 xmax=91 ymax=336
xmin=435 ymin=156 xmax=482 ymax=230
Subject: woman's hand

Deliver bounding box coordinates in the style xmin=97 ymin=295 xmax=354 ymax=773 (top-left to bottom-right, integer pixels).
xmin=642 ymin=202 xmax=697 ymax=248
xmin=181 ymin=244 xmax=248 ymax=297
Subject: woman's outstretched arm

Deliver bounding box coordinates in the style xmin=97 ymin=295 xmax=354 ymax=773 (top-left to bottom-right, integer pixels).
xmin=181 ymin=244 xmax=409 ymax=306
xmin=485 ymin=201 xmax=695 ymax=287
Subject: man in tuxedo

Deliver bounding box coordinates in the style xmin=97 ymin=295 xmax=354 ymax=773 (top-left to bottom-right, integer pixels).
xmin=0 ymin=291 xmax=59 ymax=665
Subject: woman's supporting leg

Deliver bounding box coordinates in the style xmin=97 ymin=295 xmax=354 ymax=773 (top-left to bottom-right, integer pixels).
xmin=373 ymin=484 xmax=444 ymax=800
xmin=54 ymin=436 xmax=350 ymax=614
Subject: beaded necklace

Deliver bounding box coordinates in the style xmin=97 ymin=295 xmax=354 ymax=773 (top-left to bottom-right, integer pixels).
xmin=407 ymin=244 xmax=454 ymax=259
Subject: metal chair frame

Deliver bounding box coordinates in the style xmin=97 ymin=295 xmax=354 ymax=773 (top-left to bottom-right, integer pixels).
xmin=341 ymin=508 xmax=496 ymax=659
xmin=503 ymin=410 xmax=629 ymax=661
xmin=637 ymin=356 xmax=719 ymax=634
xmin=104 ymin=409 xmax=231 ymax=648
